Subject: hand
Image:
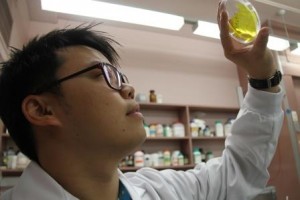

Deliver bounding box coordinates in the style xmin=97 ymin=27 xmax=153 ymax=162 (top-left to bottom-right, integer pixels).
xmin=217 ymin=1 xmax=277 ymax=80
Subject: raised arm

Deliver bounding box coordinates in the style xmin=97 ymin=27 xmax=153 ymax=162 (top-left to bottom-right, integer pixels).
xmin=217 ymin=1 xmax=280 ymax=93
xmin=123 ymin=2 xmax=284 ymax=200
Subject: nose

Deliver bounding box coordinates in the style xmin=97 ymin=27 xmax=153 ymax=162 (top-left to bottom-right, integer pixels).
xmin=120 ymin=83 xmax=135 ymax=99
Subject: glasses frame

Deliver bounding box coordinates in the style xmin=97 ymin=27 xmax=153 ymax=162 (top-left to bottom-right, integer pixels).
xmin=33 ymin=62 xmax=129 ymax=94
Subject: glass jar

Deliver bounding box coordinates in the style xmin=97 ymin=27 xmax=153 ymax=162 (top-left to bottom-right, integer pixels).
xmin=206 ymin=151 xmax=214 ymax=161
xmin=178 ymin=153 xmax=184 ymax=166
xmin=156 ymin=123 xmax=164 ymax=137
xmin=163 ymin=150 xmax=171 ymax=166
xmin=163 ymin=124 xmax=173 ymax=137
xmin=134 ymin=151 xmax=144 ymax=167
xmin=149 ymin=124 xmax=156 ymax=137
xmin=193 ymin=148 xmax=202 ymax=164
xmin=172 ymin=122 xmax=185 ymax=137
xmin=190 ymin=121 xmax=199 ymax=137
xmin=144 ymin=124 xmax=150 ymax=137
xmin=215 ymin=120 xmax=224 ymax=137
xmin=149 ymin=90 xmax=157 ymax=103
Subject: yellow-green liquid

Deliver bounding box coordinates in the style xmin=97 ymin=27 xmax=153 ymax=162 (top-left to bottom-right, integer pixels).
xmin=228 ymin=2 xmax=259 ymax=43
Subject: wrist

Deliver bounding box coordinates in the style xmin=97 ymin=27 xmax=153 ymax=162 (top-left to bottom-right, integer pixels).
xmin=248 ymin=70 xmax=282 ymax=91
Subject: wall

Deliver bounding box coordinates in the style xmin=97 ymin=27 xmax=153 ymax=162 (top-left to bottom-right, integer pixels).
xmin=0 ymin=0 xmax=31 ymax=189
xmin=7 ymin=0 xmax=30 ymax=49
xmin=27 ymin=20 xmax=240 ymax=108
xmin=294 ymin=78 xmax=300 ymax=109
xmin=0 ymin=0 xmax=29 ymax=61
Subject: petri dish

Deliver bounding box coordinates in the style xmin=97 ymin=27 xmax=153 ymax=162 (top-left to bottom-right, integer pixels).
xmin=222 ymin=0 xmax=261 ymax=44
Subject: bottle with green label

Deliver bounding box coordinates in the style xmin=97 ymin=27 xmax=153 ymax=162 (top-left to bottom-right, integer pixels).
xmin=193 ymin=148 xmax=201 ymax=164
xmin=215 ymin=120 xmax=224 ymax=137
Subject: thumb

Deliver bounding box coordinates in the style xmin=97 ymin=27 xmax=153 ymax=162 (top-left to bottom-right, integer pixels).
xmin=252 ymin=27 xmax=269 ymax=53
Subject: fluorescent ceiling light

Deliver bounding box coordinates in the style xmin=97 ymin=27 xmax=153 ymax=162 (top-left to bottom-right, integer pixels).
xmin=267 ymin=36 xmax=290 ymax=51
xmin=290 ymin=43 xmax=300 ymax=56
xmin=41 ymin=0 xmax=184 ymax=30
xmin=193 ymin=21 xmax=220 ymax=39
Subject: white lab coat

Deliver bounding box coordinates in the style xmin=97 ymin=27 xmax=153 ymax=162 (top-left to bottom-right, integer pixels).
xmin=1 ymin=85 xmax=284 ymax=200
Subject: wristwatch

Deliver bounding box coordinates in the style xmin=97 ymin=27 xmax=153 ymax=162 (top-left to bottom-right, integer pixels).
xmin=248 ymin=70 xmax=282 ymax=89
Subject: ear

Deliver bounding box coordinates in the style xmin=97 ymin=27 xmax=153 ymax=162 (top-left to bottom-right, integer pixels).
xmin=22 ymin=95 xmax=62 ymax=127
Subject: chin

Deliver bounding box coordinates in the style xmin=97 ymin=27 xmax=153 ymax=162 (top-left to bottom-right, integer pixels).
xmin=122 ymin=129 xmax=146 ymax=155
xmin=132 ymin=129 xmax=147 ymax=146
xmin=137 ymin=129 xmax=147 ymax=145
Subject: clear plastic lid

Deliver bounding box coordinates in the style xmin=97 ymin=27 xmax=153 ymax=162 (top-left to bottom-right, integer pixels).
xmin=222 ymin=0 xmax=261 ymax=44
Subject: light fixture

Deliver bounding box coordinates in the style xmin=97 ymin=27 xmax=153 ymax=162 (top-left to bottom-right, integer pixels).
xmin=41 ymin=0 xmax=184 ymax=30
xmin=265 ymin=10 xmax=291 ymax=51
xmin=193 ymin=21 xmax=220 ymax=39
xmin=267 ymin=36 xmax=290 ymax=51
xmin=290 ymin=42 xmax=300 ymax=55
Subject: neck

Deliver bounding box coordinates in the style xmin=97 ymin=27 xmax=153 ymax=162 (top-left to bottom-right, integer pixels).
xmin=39 ymin=146 xmax=121 ymax=200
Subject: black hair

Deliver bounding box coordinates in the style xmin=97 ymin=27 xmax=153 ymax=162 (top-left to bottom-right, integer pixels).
xmin=0 ymin=24 xmax=120 ymax=163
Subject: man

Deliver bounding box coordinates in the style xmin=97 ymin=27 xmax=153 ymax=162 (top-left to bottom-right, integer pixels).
xmin=0 ymin=3 xmax=284 ymax=200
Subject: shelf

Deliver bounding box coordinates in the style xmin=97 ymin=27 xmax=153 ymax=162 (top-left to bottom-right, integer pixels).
xmin=139 ymin=103 xmax=187 ymax=110
xmin=188 ymin=105 xmax=239 ymax=113
xmin=146 ymin=137 xmax=190 ymax=140
xmin=1 ymin=133 xmax=10 ymax=138
xmin=140 ymin=103 xmax=239 ymax=113
xmin=0 ymin=186 xmax=13 ymax=193
xmin=145 ymin=136 xmax=226 ymax=141
xmin=192 ymin=136 xmax=226 ymax=140
xmin=120 ymin=164 xmax=195 ymax=172
xmin=1 ymin=168 xmax=23 ymax=176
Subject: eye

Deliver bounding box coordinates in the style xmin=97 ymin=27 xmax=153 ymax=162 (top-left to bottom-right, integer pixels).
xmin=96 ymin=73 xmax=104 ymax=77
xmin=92 ymin=67 xmax=104 ymax=78
xmin=94 ymin=73 xmax=105 ymax=81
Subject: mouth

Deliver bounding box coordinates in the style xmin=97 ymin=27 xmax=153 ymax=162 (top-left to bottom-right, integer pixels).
xmin=126 ymin=103 xmax=143 ymax=119
xmin=126 ymin=104 xmax=140 ymax=115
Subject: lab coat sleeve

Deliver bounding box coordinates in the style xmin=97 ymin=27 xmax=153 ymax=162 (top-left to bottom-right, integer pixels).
xmin=204 ymin=85 xmax=284 ymax=199
xmin=125 ymin=85 xmax=284 ymax=200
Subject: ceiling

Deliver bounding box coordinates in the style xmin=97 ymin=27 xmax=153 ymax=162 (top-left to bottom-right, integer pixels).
xmin=25 ymin=0 xmax=300 ymax=36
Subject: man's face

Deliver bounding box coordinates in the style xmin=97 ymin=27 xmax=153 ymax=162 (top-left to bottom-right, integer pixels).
xmin=51 ymin=45 xmax=146 ymax=159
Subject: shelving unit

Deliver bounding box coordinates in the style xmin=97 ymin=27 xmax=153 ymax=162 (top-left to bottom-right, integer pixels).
xmin=1 ymin=133 xmax=19 ymax=164
xmin=1 ymin=168 xmax=23 ymax=176
xmin=120 ymin=164 xmax=195 ymax=172
xmin=1 ymin=132 xmax=21 ymax=177
xmin=0 ymin=103 xmax=239 ymax=176
xmin=120 ymin=103 xmax=239 ymax=171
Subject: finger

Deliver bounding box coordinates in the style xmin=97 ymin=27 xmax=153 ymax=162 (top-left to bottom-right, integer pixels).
xmin=217 ymin=1 xmax=226 ymax=27
xmin=219 ymin=10 xmax=234 ymax=54
xmin=251 ymin=27 xmax=269 ymax=54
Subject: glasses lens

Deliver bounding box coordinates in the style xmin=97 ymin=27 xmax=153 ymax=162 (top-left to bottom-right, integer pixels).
xmin=103 ymin=64 xmax=122 ymax=89
xmin=122 ymin=74 xmax=129 ymax=84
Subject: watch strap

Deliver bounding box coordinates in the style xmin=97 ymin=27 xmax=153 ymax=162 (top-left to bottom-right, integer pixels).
xmin=248 ymin=70 xmax=282 ymax=89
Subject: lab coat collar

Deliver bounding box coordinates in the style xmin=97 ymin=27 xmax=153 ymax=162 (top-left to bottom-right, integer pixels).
xmin=6 ymin=162 xmax=143 ymax=200
xmin=10 ymin=162 xmax=78 ymax=200
xmin=118 ymin=169 xmax=145 ymax=199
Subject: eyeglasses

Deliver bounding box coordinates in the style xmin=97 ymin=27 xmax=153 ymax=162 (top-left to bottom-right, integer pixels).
xmin=33 ymin=62 xmax=129 ymax=94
